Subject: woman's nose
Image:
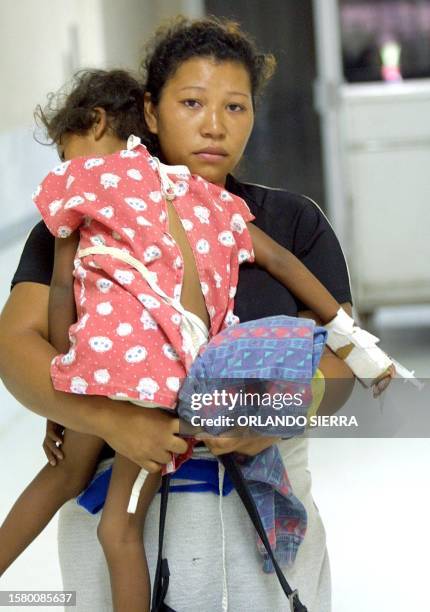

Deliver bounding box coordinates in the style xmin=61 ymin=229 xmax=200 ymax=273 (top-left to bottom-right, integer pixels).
xmin=200 ymin=108 xmax=226 ymax=139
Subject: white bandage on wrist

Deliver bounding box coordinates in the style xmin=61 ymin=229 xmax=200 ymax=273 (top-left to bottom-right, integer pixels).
xmin=324 ymin=308 xmax=393 ymax=386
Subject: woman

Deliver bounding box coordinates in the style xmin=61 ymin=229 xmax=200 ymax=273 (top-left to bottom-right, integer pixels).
xmin=0 ymin=16 xmax=354 ymax=612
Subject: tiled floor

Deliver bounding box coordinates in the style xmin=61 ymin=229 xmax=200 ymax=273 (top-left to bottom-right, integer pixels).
xmin=311 ymin=307 xmax=430 ymax=610
xmin=0 ymin=238 xmax=429 ymax=611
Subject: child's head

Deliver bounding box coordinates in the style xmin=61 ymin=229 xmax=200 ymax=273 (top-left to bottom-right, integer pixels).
xmin=35 ymin=69 xmax=148 ymax=160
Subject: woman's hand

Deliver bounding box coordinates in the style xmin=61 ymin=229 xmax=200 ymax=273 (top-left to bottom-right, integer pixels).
xmin=43 ymin=419 xmax=64 ymax=466
xmin=99 ymin=400 xmax=189 ymax=473
xmin=202 ymin=432 xmax=281 ymax=457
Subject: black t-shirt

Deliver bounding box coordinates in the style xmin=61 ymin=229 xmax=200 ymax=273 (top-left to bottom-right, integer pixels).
xmin=11 ymin=176 xmax=352 ymax=460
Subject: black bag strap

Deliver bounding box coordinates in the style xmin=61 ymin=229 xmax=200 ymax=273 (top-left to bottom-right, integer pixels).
xmin=220 ymin=453 xmax=308 ymax=612
xmin=151 ymin=473 xmax=175 ymax=612
xmin=152 ymin=456 xmax=308 ymax=612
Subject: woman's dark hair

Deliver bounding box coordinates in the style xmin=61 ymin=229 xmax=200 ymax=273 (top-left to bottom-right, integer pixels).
xmin=141 ymin=15 xmax=277 ymax=107
xmin=35 ymin=69 xmax=148 ymax=146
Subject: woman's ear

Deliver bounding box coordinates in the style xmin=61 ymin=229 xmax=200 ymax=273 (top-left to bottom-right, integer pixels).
xmin=92 ymin=107 xmax=108 ymax=141
xmin=143 ymin=92 xmax=158 ymax=135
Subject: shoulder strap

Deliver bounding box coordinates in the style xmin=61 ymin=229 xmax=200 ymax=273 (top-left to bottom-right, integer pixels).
xmin=220 ymin=453 xmax=308 ymax=612
xmin=151 ymin=474 xmax=175 ymax=612
xmin=152 ymin=457 xmax=308 ymax=612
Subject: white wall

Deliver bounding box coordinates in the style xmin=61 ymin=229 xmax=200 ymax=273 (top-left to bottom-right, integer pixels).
xmin=1 ymin=0 xmax=204 ymax=133
xmin=1 ymin=2 xmax=76 ymax=132
xmin=0 ymin=0 xmax=204 ymax=239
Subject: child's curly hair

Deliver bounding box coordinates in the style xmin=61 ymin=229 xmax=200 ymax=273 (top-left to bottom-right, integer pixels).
xmin=35 ymin=69 xmax=149 ymax=146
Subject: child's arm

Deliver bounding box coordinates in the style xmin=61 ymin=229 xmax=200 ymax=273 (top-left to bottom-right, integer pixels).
xmin=36 ymin=232 xmax=79 ymax=463
xmin=248 ymin=222 xmax=396 ymax=388
xmin=48 ymin=233 xmax=79 ymax=354
xmin=247 ymin=222 xmax=341 ymax=324
xmin=44 ymin=232 xmax=79 ymax=461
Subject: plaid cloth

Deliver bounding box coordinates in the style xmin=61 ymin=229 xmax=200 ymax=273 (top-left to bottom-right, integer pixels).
xmin=177 ymin=315 xmax=326 ymax=572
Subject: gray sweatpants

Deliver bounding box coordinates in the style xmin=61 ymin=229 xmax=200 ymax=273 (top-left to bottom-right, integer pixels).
xmin=57 ymin=437 xmax=331 ymax=611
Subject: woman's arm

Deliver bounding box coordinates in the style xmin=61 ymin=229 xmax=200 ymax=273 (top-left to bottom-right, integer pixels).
xmin=0 ymin=282 xmax=188 ymax=472
xmin=204 ymin=303 xmax=355 ymax=458
xmin=49 ymin=235 xmax=78 ymax=353
xmin=205 ymin=226 xmax=356 ymax=456
xmin=298 ymin=303 xmax=356 ymax=416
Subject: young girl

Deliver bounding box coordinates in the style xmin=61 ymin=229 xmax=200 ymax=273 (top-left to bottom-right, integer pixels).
xmin=0 ymin=67 xmax=397 ymax=610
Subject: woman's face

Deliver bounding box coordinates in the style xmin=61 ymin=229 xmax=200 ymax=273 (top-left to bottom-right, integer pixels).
xmin=144 ymin=57 xmax=255 ymax=185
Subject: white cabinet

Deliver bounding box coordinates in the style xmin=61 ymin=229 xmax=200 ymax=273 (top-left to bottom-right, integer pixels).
xmin=313 ymin=0 xmax=430 ymax=315
xmin=341 ymin=82 xmax=430 ymax=313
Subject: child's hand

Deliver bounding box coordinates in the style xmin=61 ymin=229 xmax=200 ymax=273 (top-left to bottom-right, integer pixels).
xmin=43 ymin=419 xmax=65 ymax=466
xmin=372 ymin=364 xmax=396 ymax=398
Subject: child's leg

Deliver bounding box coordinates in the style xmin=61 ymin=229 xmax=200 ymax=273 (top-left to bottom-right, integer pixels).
xmin=0 ymin=430 xmax=104 ymax=576
xmin=97 ymin=454 xmax=161 ymax=612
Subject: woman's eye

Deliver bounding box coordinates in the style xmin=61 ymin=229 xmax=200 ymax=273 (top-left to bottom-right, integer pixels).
xmin=227 ymin=103 xmax=245 ymax=112
xmin=183 ymin=99 xmax=201 ymax=109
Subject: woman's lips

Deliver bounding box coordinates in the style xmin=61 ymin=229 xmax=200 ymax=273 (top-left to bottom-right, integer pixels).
xmin=194 ymin=148 xmax=228 ymax=163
